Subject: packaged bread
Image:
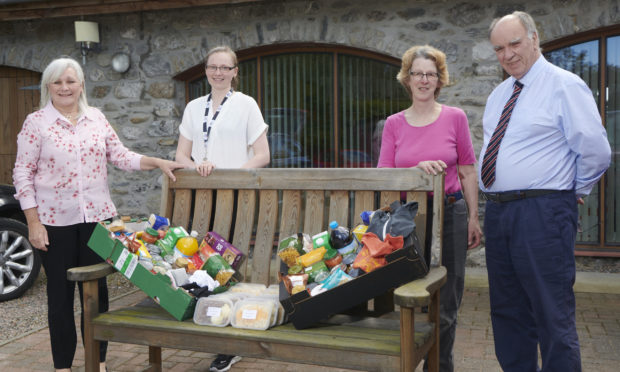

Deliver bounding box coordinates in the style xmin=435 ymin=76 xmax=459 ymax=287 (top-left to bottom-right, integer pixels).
xmin=231 ymin=298 xmax=276 ymax=330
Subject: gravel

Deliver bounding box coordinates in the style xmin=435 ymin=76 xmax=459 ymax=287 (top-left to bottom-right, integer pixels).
xmin=0 ymin=270 xmax=137 ymax=345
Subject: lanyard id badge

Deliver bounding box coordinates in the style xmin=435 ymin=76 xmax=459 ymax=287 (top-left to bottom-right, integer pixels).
xmin=202 ymin=89 xmax=233 ymax=161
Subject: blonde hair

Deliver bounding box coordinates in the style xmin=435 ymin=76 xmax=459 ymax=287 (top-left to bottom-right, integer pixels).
xmin=396 ymin=45 xmax=449 ymax=99
xmin=39 ymin=57 xmax=88 ymax=113
xmin=204 ymin=45 xmax=239 ymax=90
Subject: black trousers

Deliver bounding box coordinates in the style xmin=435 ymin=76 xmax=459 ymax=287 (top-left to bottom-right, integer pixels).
xmin=39 ymin=222 xmax=108 ymax=369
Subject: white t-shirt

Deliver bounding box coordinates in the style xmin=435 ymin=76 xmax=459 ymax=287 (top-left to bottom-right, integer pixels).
xmin=178 ymin=92 xmax=268 ymax=168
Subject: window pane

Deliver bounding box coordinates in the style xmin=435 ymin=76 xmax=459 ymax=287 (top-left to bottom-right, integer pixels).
xmin=338 ymin=54 xmax=410 ymax=167
xmin=545 ymin=40 xmax=601 ymax=244
xmin=606 ymin=35 xmax=620 ymax=244
xmin=261 ymin=53 xmax=333 ymax=168
xmin=238 ymin=58 xmax=257 ymax=98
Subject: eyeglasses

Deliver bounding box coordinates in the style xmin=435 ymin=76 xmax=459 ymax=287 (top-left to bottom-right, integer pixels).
xmin=409 ymin=71 xmax=439 ymax=81
xmin=206 ymin=65 xmax=236 ymax=72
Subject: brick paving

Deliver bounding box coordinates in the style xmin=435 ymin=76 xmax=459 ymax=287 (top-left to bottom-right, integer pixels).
xmin=1 ymin=273 xmax=619 ymax=372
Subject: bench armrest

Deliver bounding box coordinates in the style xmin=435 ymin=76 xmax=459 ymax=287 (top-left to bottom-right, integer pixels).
xmin=67 ymin=262 xmax=115 ymax=282
xmin=393 ymin=266 xmax=447 ymax=308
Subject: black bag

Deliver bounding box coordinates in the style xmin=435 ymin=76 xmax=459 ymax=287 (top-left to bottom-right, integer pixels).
xmin=366 ymin=200 xmax=428 ymax=278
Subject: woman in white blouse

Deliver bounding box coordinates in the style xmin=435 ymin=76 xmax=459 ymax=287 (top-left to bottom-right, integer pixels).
xmin=175 ymin=46 xmax=270 ymax=177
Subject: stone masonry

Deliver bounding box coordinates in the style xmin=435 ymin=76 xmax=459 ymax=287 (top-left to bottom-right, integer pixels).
xmin=0 ymin=0 xmax=617 ymax=253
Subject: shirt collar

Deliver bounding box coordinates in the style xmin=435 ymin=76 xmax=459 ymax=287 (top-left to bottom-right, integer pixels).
xmin=511 ymin=54 xmax=546 ymax=88
xmin=42 ymin=100 xmax=93 ymax=124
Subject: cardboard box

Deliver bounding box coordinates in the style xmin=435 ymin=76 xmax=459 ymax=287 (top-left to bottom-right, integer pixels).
xmin=88 ymin=223 xmax=196 ymax=321
xmin=279 ymin=234 xmax=427 ymax=329
xmin=203 ymin=231 xmax=244 ymax=269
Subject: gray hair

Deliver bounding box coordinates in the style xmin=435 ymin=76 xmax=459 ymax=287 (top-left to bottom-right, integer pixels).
xmin=489 ymin=11 xmax=540 ymax=47
xmin=39 ymin=57 xmax=88 ymax=113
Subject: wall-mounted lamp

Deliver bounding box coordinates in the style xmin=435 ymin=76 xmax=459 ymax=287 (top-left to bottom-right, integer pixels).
xmin=74 ymin=21 xmax=100 ymax=65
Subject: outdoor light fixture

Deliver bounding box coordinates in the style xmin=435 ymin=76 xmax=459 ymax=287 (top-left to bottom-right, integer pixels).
xmin=74 ymin=21 xmax=99 ymax=64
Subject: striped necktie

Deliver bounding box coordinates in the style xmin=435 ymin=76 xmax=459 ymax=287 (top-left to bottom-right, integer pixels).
xmin=481 ymin=81 xmax=524 ymax=188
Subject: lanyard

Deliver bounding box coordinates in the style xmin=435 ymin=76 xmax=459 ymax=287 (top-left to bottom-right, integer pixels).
xmin=202 ymin=89 xmax=233 ymax=161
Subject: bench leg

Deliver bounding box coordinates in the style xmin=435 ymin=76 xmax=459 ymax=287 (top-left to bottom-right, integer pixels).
xmin=426 ymin=289 xmax=440 ymax=372
xmin=83 ymin=280 xmax=101 ymax=372
xmin=147 ymin=346 xmax=162 ymax=372
xmin=400 ymin=307 xmax=415 ymax=371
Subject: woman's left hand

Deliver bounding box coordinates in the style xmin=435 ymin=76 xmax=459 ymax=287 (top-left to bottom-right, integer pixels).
xmin=196 ymin=160 xmax=216 ymax=177
xmin=467 ymin=218 xmax=482 ymax=250
xmin=416 ymin=160 xmax=447 ymax=175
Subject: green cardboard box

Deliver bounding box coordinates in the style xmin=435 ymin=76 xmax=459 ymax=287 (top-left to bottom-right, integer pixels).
xmin=88 ymin=223 xmax=196 ymax=321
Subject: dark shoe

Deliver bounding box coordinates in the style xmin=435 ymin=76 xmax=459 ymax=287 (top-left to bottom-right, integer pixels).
xmin=209 ymin=354 xmax=242 ymax=372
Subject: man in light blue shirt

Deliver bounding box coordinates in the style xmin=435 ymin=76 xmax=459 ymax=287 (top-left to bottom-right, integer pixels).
xmin=479 ymin=11 xmax=610 ymax=372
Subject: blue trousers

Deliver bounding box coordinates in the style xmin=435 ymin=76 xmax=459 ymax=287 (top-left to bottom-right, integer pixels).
xmin=484 ymin=190 xmax=581 ymax=372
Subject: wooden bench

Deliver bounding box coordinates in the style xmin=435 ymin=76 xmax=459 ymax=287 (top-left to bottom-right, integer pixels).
xmin=68 ymin=168 xmax=447 ymax=372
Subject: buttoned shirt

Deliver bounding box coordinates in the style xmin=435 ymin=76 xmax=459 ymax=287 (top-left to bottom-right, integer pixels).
xmin=13 ymin=102 xmax=143 ymax=226
xmin=478 ymin=56 xmax=611 ymax=196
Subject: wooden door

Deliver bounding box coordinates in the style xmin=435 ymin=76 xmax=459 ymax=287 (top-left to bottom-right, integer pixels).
xmin=0 ymin=66 xmax=40 ymax=185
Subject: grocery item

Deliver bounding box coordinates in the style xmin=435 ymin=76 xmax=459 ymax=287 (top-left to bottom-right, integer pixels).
xmin=280 ymin=273 xmax=309 ymax=295
xmin=193 ymin=297 xmax=233 ymax=327
xmin=311 ymin=231 xmax=332 ymax=251
xmin=304 ymin=260 xmax=329 ymax=283
xmin=277 ymin=235 xmax=302 ymax=266
xmin=296 ymin=246 xmax=326 ymax=267
xmin=157 ymin=226 xmax=189 ymax=256
xmin=203 ymin=231 xmax=244 ymax=269
xmin=141 ymin=227 xmax=159 ymax=244
xmin=323 ymin=249 xmax=342 ymax=269
xmin=228 ymin=283 xmax=266 ymax=295
xmin=328 ymin=221 xmax=352 ymax=249
xmin=352 ymin=224 xmax=369 ymax=244
xmin=147 ymin=213 xmax=170 ymax=230
xmin=231 ymin=299 xmax=276 ymax=330
xmin=320 ymin=266 xmax=353 ymax=290
xmin=198 ymin=240 xmax=235 ymax=286
xmin=176 ymin=236 xmax=199 ymax=257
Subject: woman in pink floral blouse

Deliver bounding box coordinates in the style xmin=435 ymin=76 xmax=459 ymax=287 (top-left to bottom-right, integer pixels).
xmin=12 ymin=57 xmax=185 ymax=372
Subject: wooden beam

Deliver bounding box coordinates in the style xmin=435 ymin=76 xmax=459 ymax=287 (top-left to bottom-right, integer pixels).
xmin=0 ymin=0 xmax=265 ymax=21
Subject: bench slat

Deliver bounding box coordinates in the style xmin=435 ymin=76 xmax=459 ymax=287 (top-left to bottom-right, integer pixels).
xmin=380 ymin=191 xmax=400 ymax=209
xmin=252 ymin=190 xmax=278 ymax=285
xmin=328 ymin=190 xmax=349 ymax=228
xmin=303 ymin=190 xmax=324 ymax=236
xmin=191 ymin=189 xmax=212 ymax=237
xmin=280 ymin=190 xmax=302 ymax=238
xmin=408 ymin=191 xmax=428 ymax=248
xmin=169 ymin=168 xmax=436 ymax=191
xmin=213 ymin=190 xmax=234 ymax=240
xmin=171 ymin=189 xmax=191 ymax=229
xmin=353 ymin=190 xmax=374 ymax=227
xmin=232 ymin=189 xmax=256 ymax=277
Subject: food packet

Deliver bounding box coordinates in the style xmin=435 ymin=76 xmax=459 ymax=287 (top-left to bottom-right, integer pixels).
xmin=320 ymin=266 xmax=353 ymax=291
xmin=200 ymin=241 xmax=235 ymax=286
xmin=304 ymin=260 xmax=329 ymax=283
xmin=279 ymin=272 xmax=309 ymax=295
xmin=277 ymin=235 xmax=301 ymax=267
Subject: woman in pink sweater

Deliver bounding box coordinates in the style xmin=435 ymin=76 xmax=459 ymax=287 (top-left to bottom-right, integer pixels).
xmin=377 ymin=45 xmax=482 ymax=372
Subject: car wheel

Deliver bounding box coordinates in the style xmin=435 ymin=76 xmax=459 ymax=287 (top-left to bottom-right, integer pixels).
xmin=0 ymin=217 xmax=41 ymax=301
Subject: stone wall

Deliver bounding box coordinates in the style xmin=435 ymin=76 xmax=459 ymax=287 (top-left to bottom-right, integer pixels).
xmin=0 ymin=0 xmax=617 ymax=226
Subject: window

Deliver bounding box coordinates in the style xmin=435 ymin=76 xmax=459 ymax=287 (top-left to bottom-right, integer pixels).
xmin=543 ymin=26 xmax=620 ymax=255
xmin=182 ymin=44 xmax=410 ymax=169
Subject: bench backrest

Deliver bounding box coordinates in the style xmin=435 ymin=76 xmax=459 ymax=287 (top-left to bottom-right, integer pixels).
xmin=160 ymin=168 xmax=444 ymax=286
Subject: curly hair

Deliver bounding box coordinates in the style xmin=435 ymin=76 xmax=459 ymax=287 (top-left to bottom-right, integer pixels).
xmin=396 ymin=45 xmax=449 ymax=99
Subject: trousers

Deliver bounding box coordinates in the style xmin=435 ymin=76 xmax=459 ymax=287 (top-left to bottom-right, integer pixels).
xmin=39 ymin=222 xmax=109 ymax=369
xmin=484 ymin=190 xmax=581 ymax=372
xmin=424 ymin=198 xmax=468 ymax=372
